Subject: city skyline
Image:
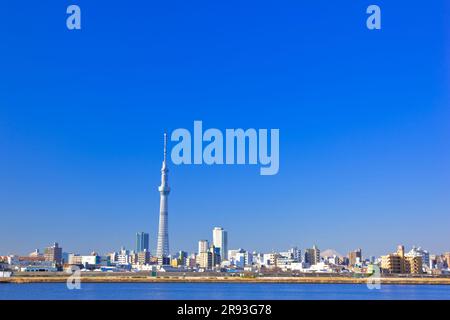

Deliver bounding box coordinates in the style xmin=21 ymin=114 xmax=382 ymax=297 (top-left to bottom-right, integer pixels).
xmin=1 ymin=1 xmax=449 ymax=257
xmin=1 ymin=226 xmax=447 ymax=261
xmin=4 ymin=232 xmax=448 ymax=276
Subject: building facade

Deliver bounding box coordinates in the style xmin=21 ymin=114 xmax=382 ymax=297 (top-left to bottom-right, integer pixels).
xmin=44 ymin=242 xmax=62 ymax=265
xmin=305 ymin=245 xmax=321 ymax=266
xmin=381 ymin=245 xmax=423 ymax=274
xmin=198 ymin=240 xmax=209 ymax=255
xmin=137 ymin=250 xmax=151 ymax=265
xmin=197 ymin=251 xmax=212 ymax=269
xmin=210 ymin=245 xmax=221 ymax=267
xmin=136 ymin=232 xmax=150 ymax=253
xmin=348 ymin=249 xmax=362 ymax=266
xmin=213 ymin=227 xmax=228 ymax=261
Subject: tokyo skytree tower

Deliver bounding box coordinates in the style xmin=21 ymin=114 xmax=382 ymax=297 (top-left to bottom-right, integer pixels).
xmin=156 ymin=133 xmax=170 ymax=261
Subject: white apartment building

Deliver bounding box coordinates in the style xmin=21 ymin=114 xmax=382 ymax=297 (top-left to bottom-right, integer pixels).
xmin=213 ymin=227 xmax=228 ymax=261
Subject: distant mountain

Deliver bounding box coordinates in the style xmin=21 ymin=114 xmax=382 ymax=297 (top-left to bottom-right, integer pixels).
xmin=320 ymin=249 xmax=343 ymax=258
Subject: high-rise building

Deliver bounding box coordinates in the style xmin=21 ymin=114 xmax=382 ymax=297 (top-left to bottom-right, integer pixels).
xmin=210 ymin=245 xmax=221 ymax=267
xmin=213 ymin=227 xmax=228 ymax=261
xmin=198 ymin=240 xmax=209 ymax=254
xmin=305 ymin=245 xmax=320 ymax=266
xmin=136 ymin=232 xmax=150 ymax=253
xmin=348 ymin=249 xmax=362 ymax=266
xmin=44 ymin=242 xmax=62 ymax=264
xmin=156 ymin=133 xmax=170 ymax=264
xmin=196 ymin=240 xmax=211 ymax=269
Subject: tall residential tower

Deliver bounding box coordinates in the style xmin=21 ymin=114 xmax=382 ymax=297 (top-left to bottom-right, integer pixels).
xmin=156 ymin=133 xmax=170 ymax=264
xmin=213 ymin=227 xmax=228 ymax=261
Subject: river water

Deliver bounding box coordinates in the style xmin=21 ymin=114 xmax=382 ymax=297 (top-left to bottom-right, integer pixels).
xmin=1 ymin=283 xmax=449 ymax=300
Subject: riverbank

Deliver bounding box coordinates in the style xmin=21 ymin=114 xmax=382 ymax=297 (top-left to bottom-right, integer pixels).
xmin=2 ymin=275 xmax=450 ymax=285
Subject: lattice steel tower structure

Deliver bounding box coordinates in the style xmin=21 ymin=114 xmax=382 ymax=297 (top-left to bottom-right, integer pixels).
xmin=156 ymin=133 xmax=170 ymax=263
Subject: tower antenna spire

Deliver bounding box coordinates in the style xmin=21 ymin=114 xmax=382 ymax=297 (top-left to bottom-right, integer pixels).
xmin=163 ymin=131 xmax=168 ymax=163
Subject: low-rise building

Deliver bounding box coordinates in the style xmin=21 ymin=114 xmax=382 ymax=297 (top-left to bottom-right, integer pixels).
xmin=138 ymin=250 xmax=151 ymax=265
xmin=407 ymin=246 xmax=429 ymax=271
xmin=381 ymin=245 xmax=423 ymax=274
xmin=196 ymin=251 xmax=212 ymax=269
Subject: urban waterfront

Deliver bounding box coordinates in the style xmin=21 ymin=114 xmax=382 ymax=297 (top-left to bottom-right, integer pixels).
xmin=1 ymin=136 xmax=449 ymax=279
xmin=0 ymin=283 xmax=449 ymax=300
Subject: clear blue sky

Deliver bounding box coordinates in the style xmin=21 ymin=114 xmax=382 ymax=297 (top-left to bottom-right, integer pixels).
xmin=0 ymin=1 xmax=449 ymax=257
